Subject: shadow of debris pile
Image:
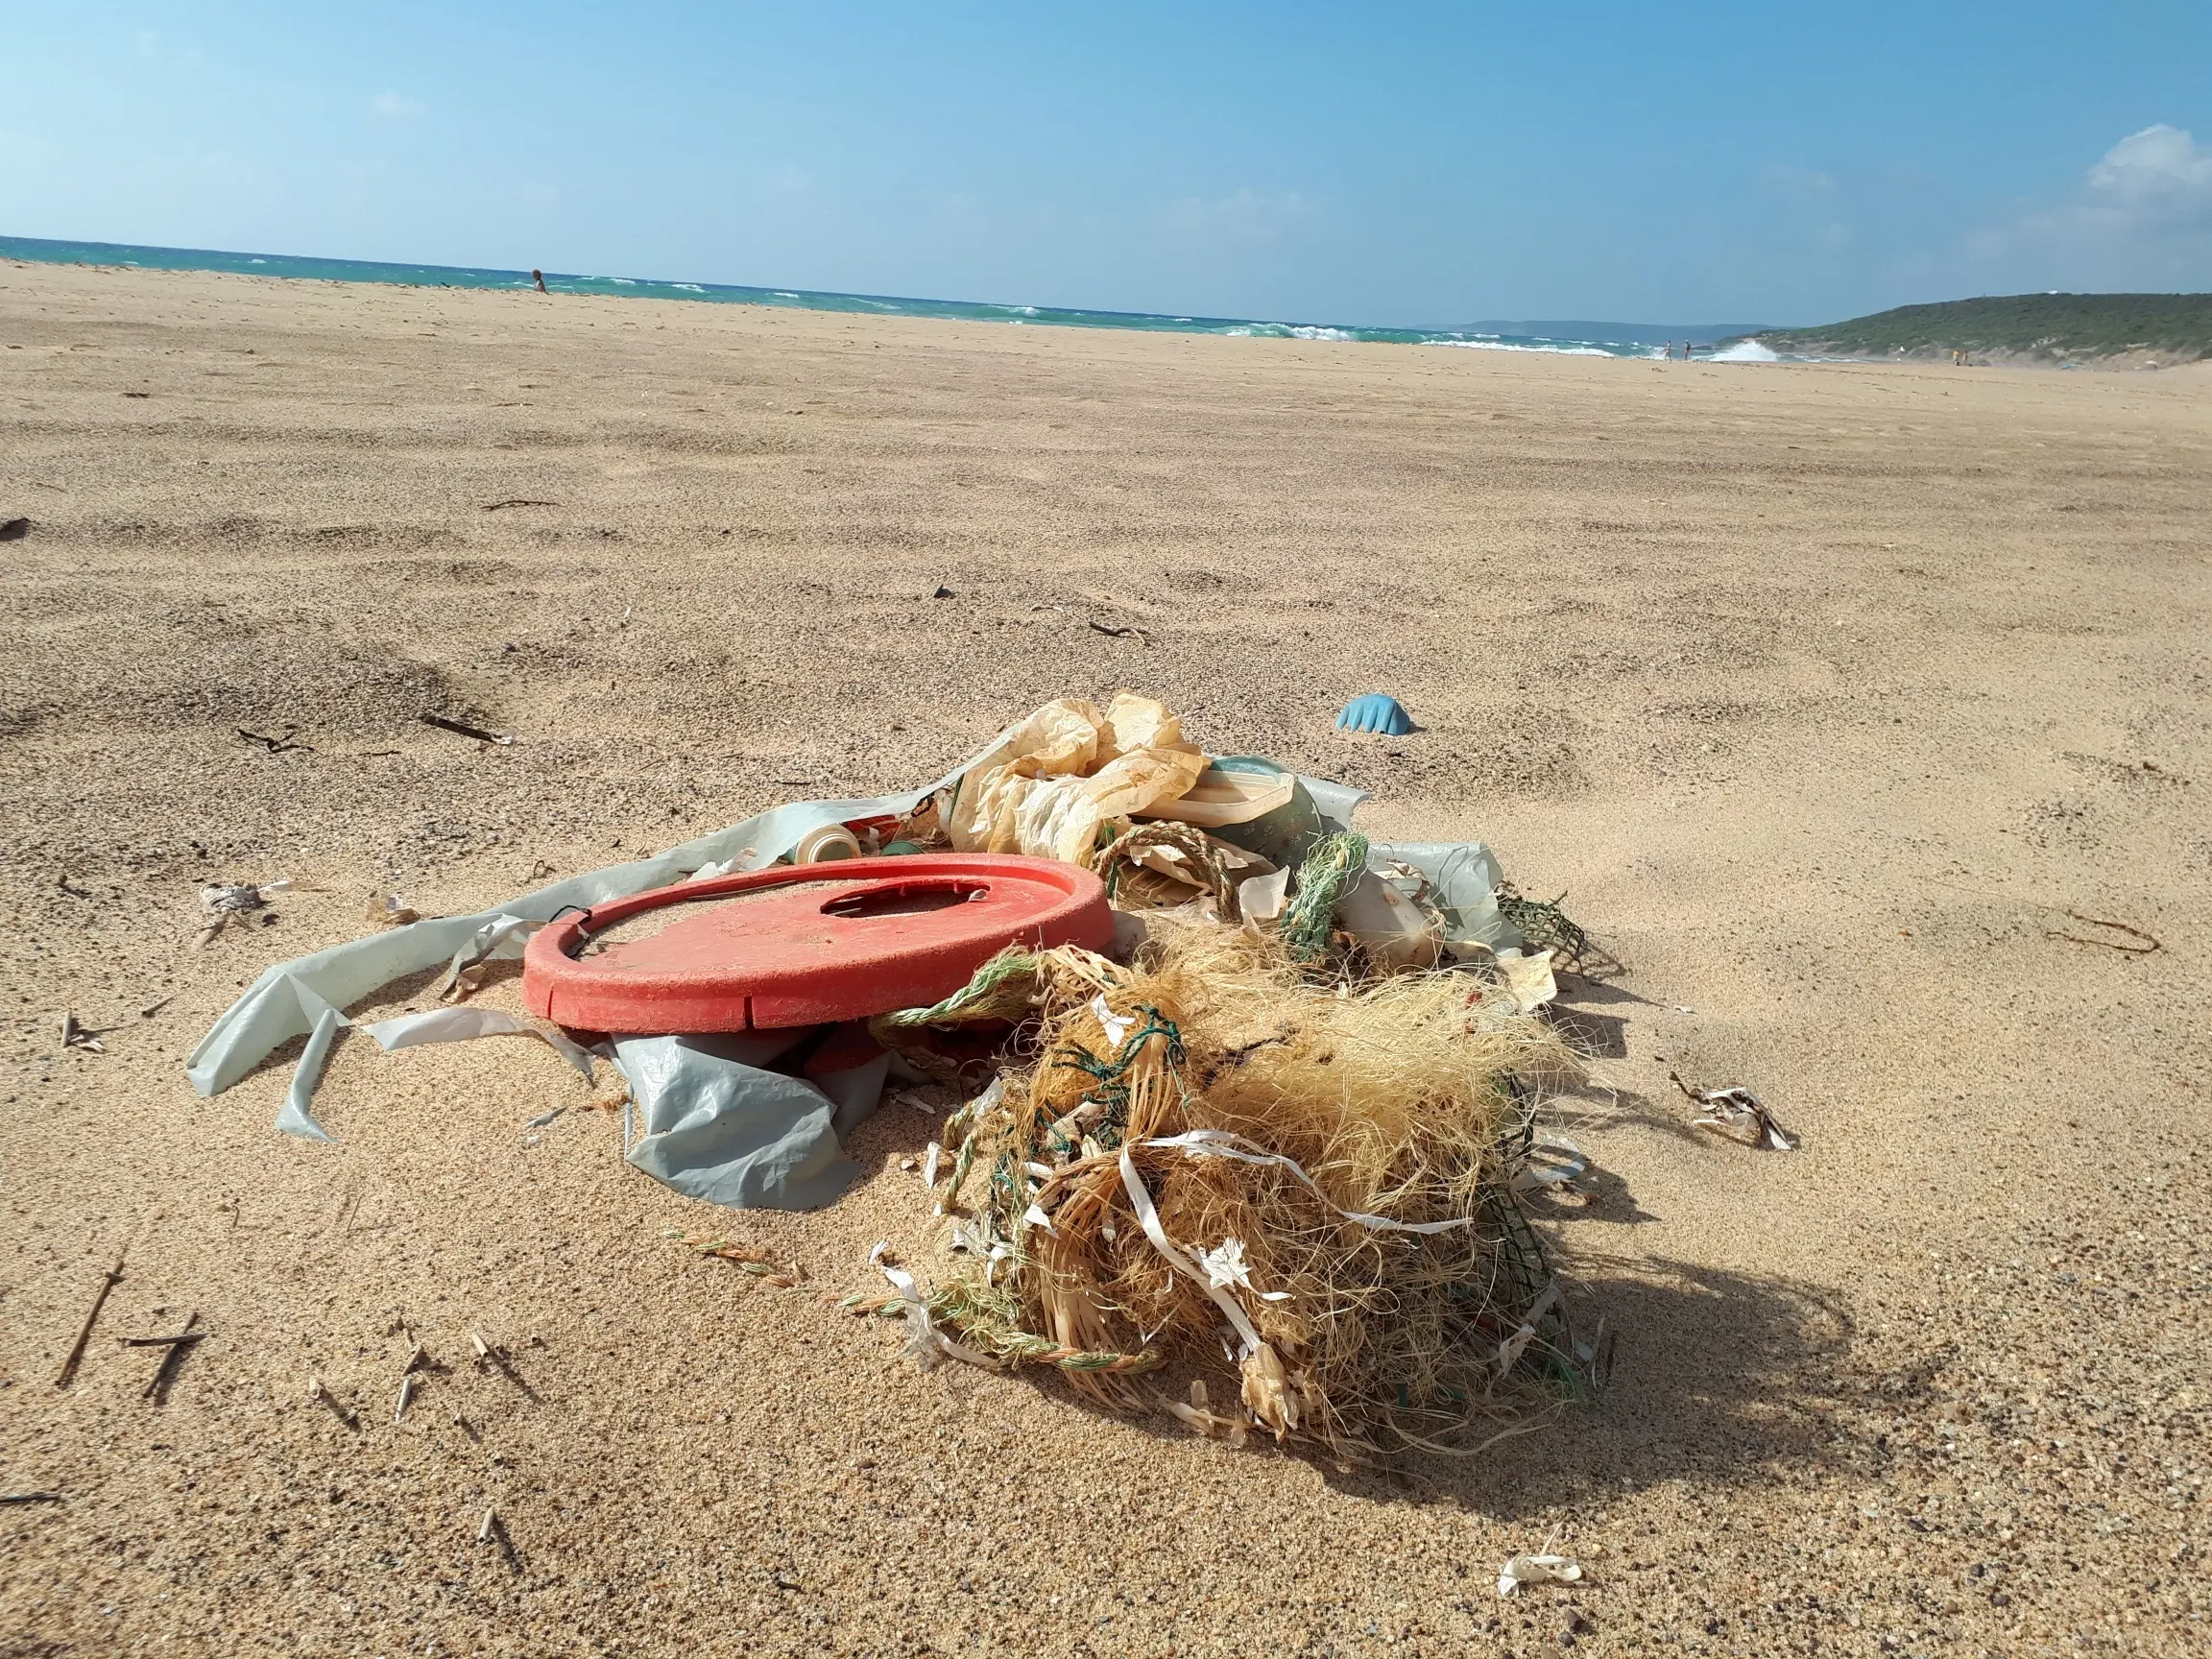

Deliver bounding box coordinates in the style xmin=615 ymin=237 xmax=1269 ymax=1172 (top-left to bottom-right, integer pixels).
xmin=1412 ymin=1254 xmax=1858 ymax=1519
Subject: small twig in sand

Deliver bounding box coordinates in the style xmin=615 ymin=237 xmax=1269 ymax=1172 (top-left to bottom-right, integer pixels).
xmin=310 ymin=1376 xmax=360 ymax=1431
xmin=481 ymin=499 xmax=559 ymax=512
xmin=395 ymin=1373 xmax=417 ymax=1425
xmin=421 ymin=712 xmax=514 ymax=746
xmin=1087 ymin=619 xmax=1153 ymax=643
xmin=142 ymin=1310 xmax=200 ymax=1403
xmin=2046 ymin=910 xmax=2160 ymax=955
xmin=1 ymin=1491 xmax=63 ymax=1505
xmin=477 ymin=1506 xmax=520 ymax=1569
xmin=236 ymin=726 xmax=314 ymax=755
xmin=119 ymin=1331 xmax=207 ymax=1349
xmin=55 ymin=1251 xmax=127 ymax=1388
xmin=469 ymin=1332 xmax=540 ymax=1402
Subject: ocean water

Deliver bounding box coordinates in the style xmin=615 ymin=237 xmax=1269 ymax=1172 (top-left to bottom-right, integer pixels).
xmin=0 ymin=233 xmax=1781 ymax=360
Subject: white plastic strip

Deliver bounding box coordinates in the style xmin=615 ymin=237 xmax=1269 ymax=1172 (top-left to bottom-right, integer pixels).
xmin=1492 ymin=1281 xmax=1560 ymax=1380
xmin=880 ymin=1263 xmax=999 ymax=1371
xmin=1142 ymin=1128 xmax=1484 ymax=1236
xmin=1498 ymin=1552 xmax=1582 ymax=1597
xmin=361 ymin=1006 xmax=596 ymax=1082
xmin=1511 ymin=1139 xmax=1589 ymax=1193
xmin=1118 ymin=1143 xmax=1263 ymax=1357
xmin=1089 ymin=993 xmax=1132 ymax=1049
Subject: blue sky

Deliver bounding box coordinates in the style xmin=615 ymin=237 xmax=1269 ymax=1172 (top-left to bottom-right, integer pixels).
xmin=2 ymin=2 xmax=2207 ymax=326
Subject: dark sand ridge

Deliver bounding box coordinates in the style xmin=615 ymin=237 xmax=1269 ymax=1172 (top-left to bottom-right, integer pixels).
xmin=2 ymin=258 xmax=2208 ymax=1655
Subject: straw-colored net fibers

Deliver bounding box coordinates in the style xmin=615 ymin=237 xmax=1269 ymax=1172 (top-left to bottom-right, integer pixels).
xmin=871 ymin=918 xmax=1581 ymax=1456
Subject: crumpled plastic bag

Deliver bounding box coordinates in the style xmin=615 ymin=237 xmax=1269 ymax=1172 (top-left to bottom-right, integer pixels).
xmin=614 ymin=1032 xmax=868 ymax=1212
xmin=1334 ymin=868 xmax=1443 ymax=972
xmin=947 ymin=693 xmax=1206 ymax=865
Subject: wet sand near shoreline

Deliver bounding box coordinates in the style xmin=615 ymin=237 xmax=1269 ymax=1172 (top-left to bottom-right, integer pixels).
xmin=3 ymin=258 xmax=2209 ymax=1656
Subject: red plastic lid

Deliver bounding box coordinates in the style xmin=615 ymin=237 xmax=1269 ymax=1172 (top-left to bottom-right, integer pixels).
xmin=521 ymin=854 xmax=1114 ymax=1034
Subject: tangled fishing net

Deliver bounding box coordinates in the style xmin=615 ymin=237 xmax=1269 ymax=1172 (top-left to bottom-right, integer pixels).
xmin=862 ymin=918 xmax=1594 ymax=1456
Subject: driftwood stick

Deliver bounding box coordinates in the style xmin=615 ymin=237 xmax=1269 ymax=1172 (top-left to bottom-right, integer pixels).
xmin=55 ymin=1251 xmax=127 ymax=1388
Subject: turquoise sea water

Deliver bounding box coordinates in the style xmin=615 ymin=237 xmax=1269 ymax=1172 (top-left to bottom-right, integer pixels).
xmin=0 ymin=234 xmax=1774 ymax=359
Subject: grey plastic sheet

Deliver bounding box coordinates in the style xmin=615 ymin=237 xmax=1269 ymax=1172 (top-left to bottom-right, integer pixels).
xmin=185 ymin=754 xmax=1372 ymax=1115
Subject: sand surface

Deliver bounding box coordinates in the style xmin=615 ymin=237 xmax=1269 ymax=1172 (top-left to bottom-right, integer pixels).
xmin=3 ymin=260 xmax=2209 ymax=1657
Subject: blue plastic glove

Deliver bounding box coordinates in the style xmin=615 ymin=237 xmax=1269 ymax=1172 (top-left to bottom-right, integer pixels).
xmin=1334 ymin=693 xmax=1414 ymax=735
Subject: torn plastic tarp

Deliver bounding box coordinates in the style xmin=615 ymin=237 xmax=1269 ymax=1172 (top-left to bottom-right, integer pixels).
xmin=276 ymin=980 xmax=350 ymax=1142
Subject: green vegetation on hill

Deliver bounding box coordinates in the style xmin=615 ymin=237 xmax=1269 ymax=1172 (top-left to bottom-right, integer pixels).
xmin=1744 ymin=293 xmax=2212 ymax=363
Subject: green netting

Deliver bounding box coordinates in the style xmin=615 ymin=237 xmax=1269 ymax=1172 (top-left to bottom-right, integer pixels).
xmin=1280 ymin=830 xmax=1370 ymax=963
xmin=1494 ymin=882 xmax=1589 ymax=963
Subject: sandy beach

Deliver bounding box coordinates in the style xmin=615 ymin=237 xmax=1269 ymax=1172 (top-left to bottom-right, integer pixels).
xmin=4 ymin=258 xmax=2209 ymax=1656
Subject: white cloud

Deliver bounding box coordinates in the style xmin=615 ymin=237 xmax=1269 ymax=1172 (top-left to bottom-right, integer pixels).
xmin=370 ymin=91 xmax=424 ymax=120
xmin=2011 ymin=124 xmax=2212 ymax=244
xmin=1963 ymin=124 xmax=2212 ymax=286
xmin=2084 ymin=124 xmax=2212 ymax=227
xmin=1161 ymin=188 xmax=1314 ymax=241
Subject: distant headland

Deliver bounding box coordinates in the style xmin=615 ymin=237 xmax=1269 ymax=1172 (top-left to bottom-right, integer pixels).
xmin=1732 ymin=293 xmax=2212 ymax=369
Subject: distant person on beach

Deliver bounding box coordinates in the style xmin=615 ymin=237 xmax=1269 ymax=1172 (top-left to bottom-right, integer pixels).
xmin=532 ymin=268 xmax=547 ymax=294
